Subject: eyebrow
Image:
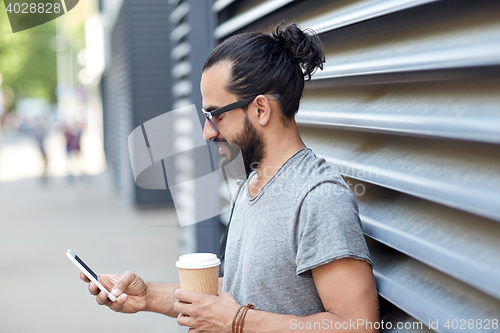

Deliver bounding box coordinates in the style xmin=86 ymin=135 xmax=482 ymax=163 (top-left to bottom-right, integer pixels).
xmin=204 ymin=106 xmax=220 ymax=113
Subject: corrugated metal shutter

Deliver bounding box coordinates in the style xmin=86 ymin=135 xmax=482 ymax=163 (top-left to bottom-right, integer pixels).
xmin=102 ymin=0 xmax=173 ymax=206
xmin=102 ymin=1 xmax=133 ymax=201
xmin=214 ymin=0 xmax=500 ymax=329
xmin=169 ymin=0 xmax=224 ymax=256
xmin=169 ymin=0 xmax=196 ymax=255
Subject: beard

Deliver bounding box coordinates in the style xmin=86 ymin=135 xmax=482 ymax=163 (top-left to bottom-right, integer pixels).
xmin=217 ymin=115 xmax=265 ymax=176
xmin=237 ymin=115 xmax=266 ymax=175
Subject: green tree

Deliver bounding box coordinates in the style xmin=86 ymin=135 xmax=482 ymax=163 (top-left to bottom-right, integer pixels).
xmin=0 ymin=1 xmax=57 ymax=110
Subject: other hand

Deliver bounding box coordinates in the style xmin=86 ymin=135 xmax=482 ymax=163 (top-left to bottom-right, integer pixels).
xmin=174 ymin=289 xmax=240 ymax=333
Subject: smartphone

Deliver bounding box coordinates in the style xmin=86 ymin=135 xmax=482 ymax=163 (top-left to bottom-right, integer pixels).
xmin=66 ymin=249 xmax=117 ymax=302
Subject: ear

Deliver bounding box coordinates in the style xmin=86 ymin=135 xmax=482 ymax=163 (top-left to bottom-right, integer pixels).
xmin=252 ymin=95 xmax=272 ymax=127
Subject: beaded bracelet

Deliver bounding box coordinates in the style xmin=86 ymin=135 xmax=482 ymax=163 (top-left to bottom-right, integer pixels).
xmin=232 ymin=303 xmax=258 ymax=333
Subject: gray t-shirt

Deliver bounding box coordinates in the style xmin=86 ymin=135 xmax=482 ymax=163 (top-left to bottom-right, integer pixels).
xmin=222 ymin=148 xmax=373 ymax=316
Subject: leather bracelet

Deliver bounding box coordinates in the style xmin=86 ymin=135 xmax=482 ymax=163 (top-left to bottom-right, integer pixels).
xmin=234 ymin=306 xmax=245 ymax=333
xmin=239 ymin=306 xmax=250 ymax=333
xmin=232 ymin=303 xmax=258 ymax=333
xmin=232 ymin=306 xmax=245 ymax=333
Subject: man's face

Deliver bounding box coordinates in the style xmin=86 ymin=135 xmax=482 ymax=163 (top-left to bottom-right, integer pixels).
xmin=201 ymin=62 xmax=265 ymax=174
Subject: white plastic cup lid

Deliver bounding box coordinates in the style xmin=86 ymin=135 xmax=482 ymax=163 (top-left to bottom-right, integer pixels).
xmin=176 ymin=253 xmax=221 ymax=269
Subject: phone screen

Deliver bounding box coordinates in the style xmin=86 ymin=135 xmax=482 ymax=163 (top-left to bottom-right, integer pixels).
xmin=74 ymin=254 xmax=98 ymax=280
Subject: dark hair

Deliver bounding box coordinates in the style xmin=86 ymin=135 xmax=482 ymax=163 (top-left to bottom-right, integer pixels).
xmin=203 ymin=23 xmax=325 ymax=122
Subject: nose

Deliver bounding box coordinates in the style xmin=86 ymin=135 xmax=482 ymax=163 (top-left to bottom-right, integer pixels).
xmin=203 ymin=119 xmax=219 ymax=141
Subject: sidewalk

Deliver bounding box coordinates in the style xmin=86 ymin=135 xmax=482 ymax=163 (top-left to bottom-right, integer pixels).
xmin=0 ymin=135 xmax=185 ymax=332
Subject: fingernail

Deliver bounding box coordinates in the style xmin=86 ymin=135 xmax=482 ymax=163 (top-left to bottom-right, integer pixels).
xmin=112 ymin=289 xmax=122 ymax=297
xmin=119 ymin=294 xmax=127 ymax=301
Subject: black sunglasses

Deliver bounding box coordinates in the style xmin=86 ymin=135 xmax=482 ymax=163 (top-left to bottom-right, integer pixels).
xmin=201 ymin=94 xmax=280 ymax=131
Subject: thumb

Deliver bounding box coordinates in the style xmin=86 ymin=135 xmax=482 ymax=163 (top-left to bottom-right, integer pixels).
xmin=111 ymin=271 xmax=137 ymax=297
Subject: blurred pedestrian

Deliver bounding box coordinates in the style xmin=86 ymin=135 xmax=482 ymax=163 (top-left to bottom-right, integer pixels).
xmin=32 ymin=117 xmax=49 ymax=181
xmin=64 ymin=122 xmax=82 ymax=183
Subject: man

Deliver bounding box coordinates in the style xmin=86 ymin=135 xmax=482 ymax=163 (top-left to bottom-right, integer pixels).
xmin=81 ymin=23 xmax=379 ymax=332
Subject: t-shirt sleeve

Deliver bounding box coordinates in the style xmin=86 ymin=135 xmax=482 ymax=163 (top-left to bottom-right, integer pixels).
xmin=295 ymin=181 xmax=373 ymax=278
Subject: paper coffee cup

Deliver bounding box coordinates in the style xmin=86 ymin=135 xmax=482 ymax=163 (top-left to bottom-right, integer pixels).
xmin=176 ymin=253 xmax=221 ymax=295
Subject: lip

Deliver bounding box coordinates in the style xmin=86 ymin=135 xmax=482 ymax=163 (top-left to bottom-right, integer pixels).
xmin=218 ymin=144 xmax=229 ymax=155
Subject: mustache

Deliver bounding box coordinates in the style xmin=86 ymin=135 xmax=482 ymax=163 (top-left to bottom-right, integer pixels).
xmin=213 ymin=138 xmax=230 ymax=148
xmin=213 ymin=138 xmax=228 ymax=143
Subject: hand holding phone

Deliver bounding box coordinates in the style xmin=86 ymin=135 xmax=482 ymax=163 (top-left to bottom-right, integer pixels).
xmin=67 ymin=249 xmax=117 ymax=302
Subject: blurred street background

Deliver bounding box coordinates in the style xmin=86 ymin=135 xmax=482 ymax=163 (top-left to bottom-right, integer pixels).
xmin=0 ymin=140 xmax=183 ymax=332
xmin=1 ymin=0 xmax=500 ymax=332
xmin=0 ymin=0 xmax=184 ymax=331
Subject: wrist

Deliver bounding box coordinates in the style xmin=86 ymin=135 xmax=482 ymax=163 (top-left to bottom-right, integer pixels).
xmin=144 ymin=281 xmax=180 ymax=317
xmin=232 ymin=303 xmax=258 ymax=333
xmin=143 ymin=281 xmax=167 ymax=315
xmin=143 ymin=280 xmax=155 ymax=313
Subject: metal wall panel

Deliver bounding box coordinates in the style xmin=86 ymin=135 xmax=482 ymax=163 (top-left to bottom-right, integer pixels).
xmin=214 ymin=0 xmax=500 ymax=329
xmin=169 ymin=0 xmax=223 ymax=256
xmin=102 ymin=0 xmax=173 ymax=206
xmin=103 ymin=1 xmax=133 ymax=201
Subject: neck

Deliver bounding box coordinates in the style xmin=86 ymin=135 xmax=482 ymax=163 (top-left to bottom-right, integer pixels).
xmin=248 ymin=121 xmax=305 ymax=197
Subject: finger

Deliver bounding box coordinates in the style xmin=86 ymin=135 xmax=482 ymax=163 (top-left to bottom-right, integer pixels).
xmin=109 ymin=293 xmax=128 ymax=311
xmin=174 ymin=289 xmax=202 ymax=304
xmin=99 ymin=277 xmax=113 ymax=293
xmin=173 ymin=300 xmax=192 ymax=316
xmin=80 ymin=272 xmax=90 ymax=283
xmin=88 ymin=282 xmax=99 ymax=296
xmin=96 ymin=290 xmax=112 ymax=306
xmin=177 ymin=313 xmax=193 ymax=328
xmin=95 ymin=274 xmax=117 ymax=292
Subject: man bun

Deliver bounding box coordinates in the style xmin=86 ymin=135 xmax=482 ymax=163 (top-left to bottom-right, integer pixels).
xmin=203 ymin=22 xmax=326 ymax=121
xmin=272 ymin=23 xmax=325 ymax=80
